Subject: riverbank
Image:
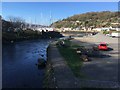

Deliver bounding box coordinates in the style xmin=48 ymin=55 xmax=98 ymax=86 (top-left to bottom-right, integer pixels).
xmin=45 ymin=33 xmax=119 ymax=88
xmin=2 ymin=31 xmax=63 ymax=44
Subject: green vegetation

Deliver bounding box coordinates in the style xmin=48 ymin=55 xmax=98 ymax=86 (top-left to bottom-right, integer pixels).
xmin=103 ymin=30 xmax=120 ymax=35
xmin=57 ymin=40 xmax=83 ymax=77
xmin=103 ymin=30 xmax=110 ymax=34
xmin=51 ymin=11 xmax=119 ymax=28
xmin=2 ymin=30 xmax=63 ymax=44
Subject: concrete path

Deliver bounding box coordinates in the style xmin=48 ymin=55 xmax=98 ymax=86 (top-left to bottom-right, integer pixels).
xmin=48 ymin=42 xmax=78 ymax=88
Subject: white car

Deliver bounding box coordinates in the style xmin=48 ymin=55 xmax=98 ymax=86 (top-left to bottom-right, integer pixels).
xmin=111 ymin=32 xmax=120 ymax=38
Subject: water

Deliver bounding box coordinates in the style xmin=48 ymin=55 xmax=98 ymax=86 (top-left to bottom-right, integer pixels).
xmin=2 ymin=39 xmax=52 ymax=88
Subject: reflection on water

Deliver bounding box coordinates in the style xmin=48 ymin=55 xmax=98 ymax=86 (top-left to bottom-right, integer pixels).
xmin=2 ymin=39 xmax=51 ymax=88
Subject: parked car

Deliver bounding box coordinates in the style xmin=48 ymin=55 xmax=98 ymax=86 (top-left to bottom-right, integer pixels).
xmin=98 ymin=42 xmax=108 ymax=50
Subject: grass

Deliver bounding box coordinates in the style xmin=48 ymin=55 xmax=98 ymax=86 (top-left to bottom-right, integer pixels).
xmin=57 ymin=40 xmax=83 ymax=77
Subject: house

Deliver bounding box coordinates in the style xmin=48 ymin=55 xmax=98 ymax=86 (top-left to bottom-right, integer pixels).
xmin=110 ymin=22 xmax=120 ymax=31
xmin=101 ymin=27 xmax=110 ymax=31
xmin=110 ymin=26 xmax=120 ymax=31
xmin=35 ymin=27 xmax=54 ymax=32
xmin=63 ymin=28 xmax=72 ymax=31
xmin=92 ymin=28 xmax=101 ymax=31
xmin=92 ymin=27 xmax=110 ymax=32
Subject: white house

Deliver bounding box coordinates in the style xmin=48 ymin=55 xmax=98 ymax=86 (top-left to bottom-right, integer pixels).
xmin=92 ymin=27 xmax=110 ymax=32
xmin=92 ymin=28 xmax=102 ymax=31
xmin=101 ymin=27 xmax=110 ymax=31
xmin=110 ymin=26 xmax=120 ymax=31
xmin=63 ymin=28 xmax=72 ymax=31
xmin=36 ymin=27 xmax=54 ymax=32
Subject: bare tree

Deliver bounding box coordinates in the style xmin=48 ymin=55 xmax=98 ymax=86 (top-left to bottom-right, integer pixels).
xmin=7 ymin=16 xmax=26 ymax=29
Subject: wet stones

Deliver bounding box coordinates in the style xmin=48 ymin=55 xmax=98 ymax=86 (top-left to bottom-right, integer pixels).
xmin=56 ymin=40 xmax=68 ymax=47
xmin=81 ymin=55 xmax=89 ymax=62
xmin=76 ymin=48 xmax=90 ymax=62
xmin=36 ymin=58 xmax=47 ymax=68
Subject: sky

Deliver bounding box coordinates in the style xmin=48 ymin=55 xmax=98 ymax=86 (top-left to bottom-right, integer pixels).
xmin=2 ymin=2 xmax=118 ymax=26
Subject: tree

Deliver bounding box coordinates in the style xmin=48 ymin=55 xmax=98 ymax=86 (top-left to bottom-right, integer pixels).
xmin=2 ymin=19 xmax=13 ymax=32
xmin=7 ymin=16 xmax=26 ymax=29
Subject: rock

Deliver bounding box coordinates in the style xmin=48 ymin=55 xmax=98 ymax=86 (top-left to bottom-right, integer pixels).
xmin=76 ymin=48 xmax=82 ymax=54
xmin=76 ymin=50 xmax=81 ymax=54
xmin=81 ymin=55 xmax=89 ymax=62
xmin=41 ymin=55 xmax=44 ymax=57
xmin=93 ymin=46 xmax=99 ymax=51
xmin=11 ymin=40 xmax=14 ymax=43
xmin=37 ymin=58 xmax=46 ymax=67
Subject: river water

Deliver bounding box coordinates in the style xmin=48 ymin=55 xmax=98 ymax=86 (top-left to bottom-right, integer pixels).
xmin=2 ymin=32 xmax=89 ymax=88
xmin=2 ymin=39 xmax=52 ymax=88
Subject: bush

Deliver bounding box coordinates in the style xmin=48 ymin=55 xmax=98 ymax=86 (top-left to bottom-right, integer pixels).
xmin=103 ymin=31 xmax=109 ymax=34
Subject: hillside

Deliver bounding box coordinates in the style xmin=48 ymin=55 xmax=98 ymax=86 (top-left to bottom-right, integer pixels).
xmin=51 ymin=11 xmax=119 ymax=28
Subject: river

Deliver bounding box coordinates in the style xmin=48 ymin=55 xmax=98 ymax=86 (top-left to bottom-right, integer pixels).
xmin=2 ymin=39 xmax=52 ymax=88
xmin=2 ymin=32 xmax=90 ymax=88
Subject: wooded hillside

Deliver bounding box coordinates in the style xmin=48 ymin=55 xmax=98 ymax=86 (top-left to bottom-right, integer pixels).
xmin=51 ymin=11 xmax=119 ymax=28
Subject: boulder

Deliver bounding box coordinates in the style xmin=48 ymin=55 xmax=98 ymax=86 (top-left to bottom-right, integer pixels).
xmin=37 ymin=58 xmax=47 ymax=67
xmin=81 ymin=55 xmax=89 ymax=62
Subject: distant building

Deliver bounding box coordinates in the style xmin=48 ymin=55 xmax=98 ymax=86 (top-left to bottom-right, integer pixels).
xmin=110 ymin=22 xmax=120 ymax=31
xmin=111 ymin=23 xmax=119 ymax=25
xmin=64 ymin=28 xmax=72 ymax=31
xmin=101 ymin=27 xmax=110 ymax=31
xmin=92 ymin=28 xmax=104 ymax=31
xmin=76 ymin=21 xmax=80 ymax=23
xmin=81 ymin=27 xmax=86 ymax=31
xmin=35 ymin=27 xmax=54 ymax=32
xmin=110 ymin=26 xmax=120 ymax=31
